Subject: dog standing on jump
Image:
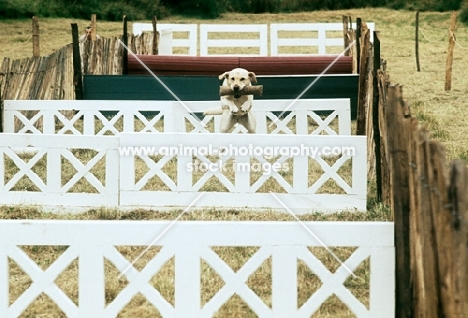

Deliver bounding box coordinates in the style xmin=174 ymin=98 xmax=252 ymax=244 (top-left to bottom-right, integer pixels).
xmin=203 ymin=68 xmax=257 ymax=133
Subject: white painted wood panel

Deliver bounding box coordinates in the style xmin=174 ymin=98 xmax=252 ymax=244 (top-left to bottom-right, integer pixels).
xmin=0 ymin=220 xmax=394 ymax=317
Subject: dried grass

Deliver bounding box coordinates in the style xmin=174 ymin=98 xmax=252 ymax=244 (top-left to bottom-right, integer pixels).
xmin=1 ymin=7 xmax=464 ymax=316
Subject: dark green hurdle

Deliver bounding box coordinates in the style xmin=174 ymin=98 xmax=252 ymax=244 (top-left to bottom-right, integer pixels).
xmin=83 ymin=74 xmax=358 ymax=119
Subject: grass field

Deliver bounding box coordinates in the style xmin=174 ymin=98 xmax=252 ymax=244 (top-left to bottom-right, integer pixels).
xmin=1 ymin=8 xmax=467 ymax=160
xmin=0 ymin=7 xmax=466 ymax=317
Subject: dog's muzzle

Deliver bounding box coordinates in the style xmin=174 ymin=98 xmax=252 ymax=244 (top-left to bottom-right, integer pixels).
xmin=233 ymin=86 xmax=242 ymax=99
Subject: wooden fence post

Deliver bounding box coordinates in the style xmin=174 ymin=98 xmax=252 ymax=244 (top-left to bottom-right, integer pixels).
xmin=445 ymin=11 xmax=457 ymax=91
xmin=32 ymin=16 xmax=40 ymax=57
xmin=427 ymin=142 xmax=459 ymax=318
xmin=372 ymin=31 xmax=382 ymax=201
xmin=71 ymin=23 xmax=84 ymax=100
xmin=415 ymin=11 xmax=421 ymax=72
xmin=356 ymin=18 xmax=362 ymax=73
xmin=0 ymin=84 xmax=3 ymax=132
xmin=91 ymin=14 xmax=97 ymax=41
xmin=386 ymin=85 xmax=412 ymax=318
xmin=356 ymin=22 xmax=370 ymax=136
xmin=122 ymin=15 xmax=128 ymax=75
xmin=342 ymin=15 xmax=351 ymax=56
xmin=409 ymin=128 xmax=440 ymax=318
xmin=378 ymin=71 xmax=391 ymax=205
xmin=152 ymin=15 xmax=158 ymax=55
xmin=449 ymin=160 xmax=468 ymax=316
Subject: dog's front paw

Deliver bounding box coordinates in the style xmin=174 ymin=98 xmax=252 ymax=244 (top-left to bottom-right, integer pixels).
xmin=229 ymin=105 xmax=240 ymax=113
xmin=240 ymin=103 xmax=251 ymax=113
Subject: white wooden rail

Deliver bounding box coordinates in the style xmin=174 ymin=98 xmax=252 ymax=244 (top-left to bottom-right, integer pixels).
xmin=131 ymin=23 xmax=374 ymax=56
xmin=0 ymin=132 xmax=365 ymax=212
xmin=119 ymin=133 xmax=366 ymax=213
xmin=0 ymin=220 xmax=395 ymax=317
xmin=132 ymin=23 xmax=198 ymax=56
xmin=4 ymin=99 xmax=351 ymax=135
xmin=199 ymin=24 xmax=268 ymax=56
xmin=270 ymin=23 xmax=375 ymax=55
xmin=3 ymin=100 xmax=175 ymax=135
xmin=0 ymin=133 xmax=119 ymax=209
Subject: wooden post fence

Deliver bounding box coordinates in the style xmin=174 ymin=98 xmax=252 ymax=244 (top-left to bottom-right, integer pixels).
xmin=342 ymin=15 xmax=351 ymax=56
xmin=372 ymin=31 xmax=382 ymax=201
xmin=445 ymin=11 xmax=457 ymax=91
xmin=376 ymin=64 xmax=468 ymax=316
xmin=356 ymin=18 xmax=362 ymax=73
xmin=122 ymin=15 xmax=128 ymax=75
xmin=415 ymin=11 xmax=421 ymax=72
xmin=32 ymin=16 xmax=40 ymax=57
xmin=71 ymin=23 xmax=84 ymax=100
xmin=385 ymin=85 xmax=412 ymax=318
xmin=356 ymin=22 xmax=370 ymax=136
xmin=152 ymin=15 xmax=158 ymax=55
xmin=449 ymin=161 xmax=468 ymax=316
xmin=91 ymin=14 xmax=97 ymax=41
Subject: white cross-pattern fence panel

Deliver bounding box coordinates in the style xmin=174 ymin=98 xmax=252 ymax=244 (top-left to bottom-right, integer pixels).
xmin=270 ymin=23 xmax=376 ymax=55
xmin=0 ymin=220 xmax=395 ymax=318
xmin=174 ymin=99 xmax=351 ymax=135
xmin=0 ymin=134 xmax=119 ymax=210
xmin=119 ymin=132 xmax=366 ymax=213
xmin=132 ymin=23 xmax=198 ymax=56
xmin=4 ymin=98 xmax=351 ymax=136
xmin=199 ymin=24 xmax=268 ymax=56
xmin=3 ymin=100 xmax=175 ymax=135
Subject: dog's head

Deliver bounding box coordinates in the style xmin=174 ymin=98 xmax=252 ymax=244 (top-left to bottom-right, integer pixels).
xmin=219 ymin=68 xmax=257 ymax=96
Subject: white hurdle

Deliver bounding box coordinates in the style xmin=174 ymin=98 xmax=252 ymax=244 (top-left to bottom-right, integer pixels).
xmin=1 ymin=98 xmax=361 ymax=212
xmin=119 ymin=132 xmax=367 ymax=213
xmin=4 ymin=99 xmax=351 ymax=135
xmin=199 ymin=24 xmax=268 ymax=56
xmin=131 ymin=22 xmax=375 ymax=56
xmin=0 ymin=132 xmax=366 ymax=213
xmin=270 ymin=23 xmax=375 ymax=55
xmin=0 ymin=220 xmax=395 ymax=317
xmin=0 ymin=133 xmax=119 ymax=210
xmin=132 ymin=23 xmax=198 ymax=56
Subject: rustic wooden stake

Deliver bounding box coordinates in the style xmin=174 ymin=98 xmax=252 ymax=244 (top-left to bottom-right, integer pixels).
xmin=414 ymin=131 xmax=441 ymax=318
xmin=378 ymin=71 xmax=392 ymax=205
xmin=0 ymin=84 xmax=3 ymax=132
xmin=428 ymin=142 xmax=458 ymax=318
xmin=32 ymin=16 xmax=40 ymax=57
xmin=386 ymin=85 xmax=412 ymax=318
xmin=342 ymin=15 xmax=350 ymax=56
xmin=449 ymin=160 xmax=468 ymax=316
xmin=122 ymin=15 xmax=128 ymax=75
xmin=91 ymin=14 xmax=97 ymax=41
xmin=71 ymin=23 xmax=84 ymax=100
xmin=415 ymin=11 xmax=421 ymax=72
xmin=152 ymin=15 xmax=158 ymax=55
xmin=372 ymin=31 xmax=382 ymax=201
xmin=356 ymin=22 xmax=370 ymax=136
xmin=356 ymin=18 xmax=362 ymax=73
xmin=445 ymin=11 xmax=457 ymax=91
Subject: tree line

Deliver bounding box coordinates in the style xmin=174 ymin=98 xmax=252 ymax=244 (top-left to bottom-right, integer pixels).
xmin=0 ymin=0 xmax=467 ymax=23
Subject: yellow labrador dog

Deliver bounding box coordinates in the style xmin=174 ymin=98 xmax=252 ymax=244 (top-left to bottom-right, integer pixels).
xmin=204 ymin=68 xmax=257 ymax=133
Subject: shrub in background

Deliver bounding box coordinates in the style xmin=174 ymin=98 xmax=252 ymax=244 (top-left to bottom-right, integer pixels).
xmin=460 ymin=0 xmax=468 ymax=24
xmin=0 ymin=0 xmax=168 ymax=20
xmin=161 ymin=0 xmax=226 ymax=18
xmin=0 ymin=0 xmax=467 ymax=20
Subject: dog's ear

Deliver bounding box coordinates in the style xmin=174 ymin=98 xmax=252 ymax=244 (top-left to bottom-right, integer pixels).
xmin=218 ymin=72 xmax=229 ymax=80
xmin=248 ymin=72 xmax=257 ymax=84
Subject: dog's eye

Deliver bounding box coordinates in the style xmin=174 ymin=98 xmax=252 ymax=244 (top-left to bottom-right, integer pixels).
xmin=240 ymin=77 xmax=245 ymax=81
xmin=230 ymin=77 xmax=235 ymax=81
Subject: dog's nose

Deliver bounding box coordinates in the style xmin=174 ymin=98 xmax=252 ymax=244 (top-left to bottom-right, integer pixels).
xmin=233 ymin=85 xmax=240 ymax=92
